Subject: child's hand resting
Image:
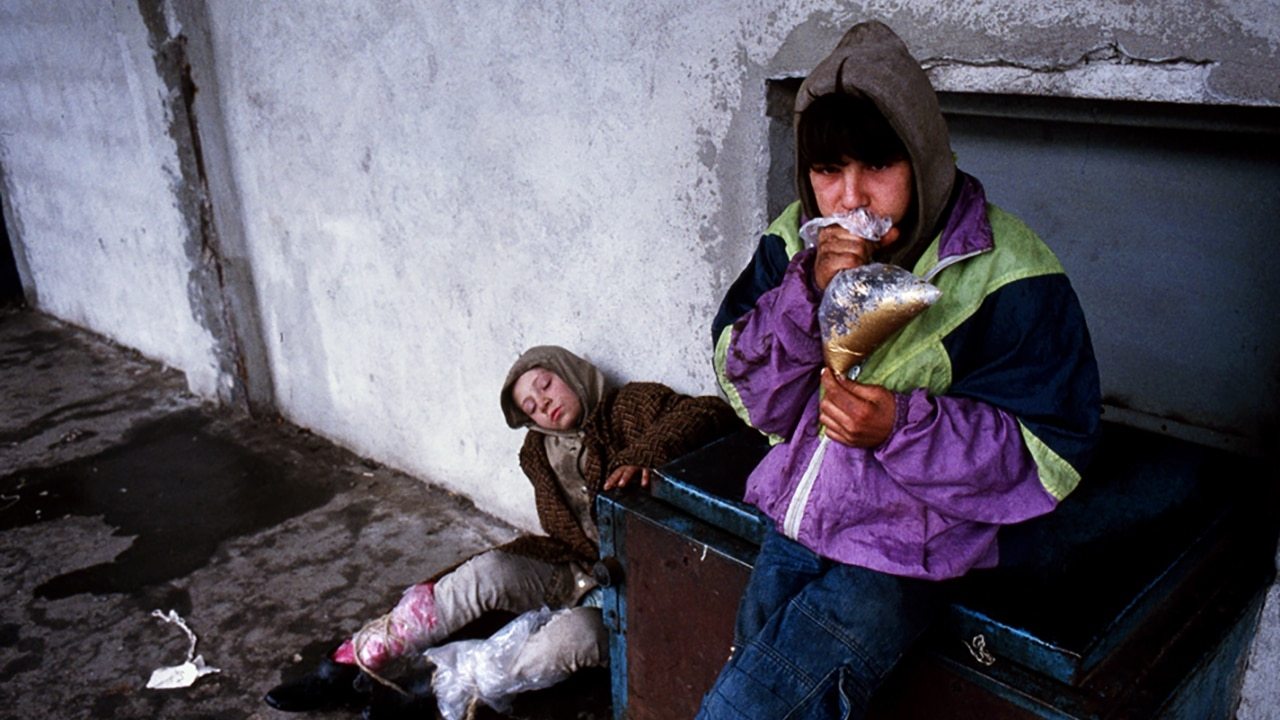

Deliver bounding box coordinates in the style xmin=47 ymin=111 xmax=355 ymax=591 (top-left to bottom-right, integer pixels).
xmin=603 ymin=465 xmax=650 ymax=491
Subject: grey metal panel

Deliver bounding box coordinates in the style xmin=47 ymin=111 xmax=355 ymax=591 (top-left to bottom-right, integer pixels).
xmin=945 ymin=109 xmax=1280 ymax=453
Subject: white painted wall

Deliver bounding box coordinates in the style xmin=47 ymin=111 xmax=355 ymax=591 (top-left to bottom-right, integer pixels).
xmin=0 ymin=0 xmax=220 ymax=397
xmin=2 ymin=0 xmax=1278 ymax=711
xmin=184 ymin=0 xmax=1280 ymax=527
xmin=4 ymin=0 xmax=1275 ymax=529
xmin=196 ymin=0 xmax=768 ymax=527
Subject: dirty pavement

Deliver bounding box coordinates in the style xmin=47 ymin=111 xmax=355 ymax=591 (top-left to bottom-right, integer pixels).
xmin=0 ymin=308 xmax=611 ymax=719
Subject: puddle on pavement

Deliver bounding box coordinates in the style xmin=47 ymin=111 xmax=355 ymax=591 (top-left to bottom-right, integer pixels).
xmin=0 ymin=409 xmax=336 ymax=599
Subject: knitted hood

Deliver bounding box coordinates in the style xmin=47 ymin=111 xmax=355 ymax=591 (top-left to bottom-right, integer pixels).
xmin=500 ymin=345 xmax=608 ymax=434
xmin=794 ymin=21 xmax=956 ymax=267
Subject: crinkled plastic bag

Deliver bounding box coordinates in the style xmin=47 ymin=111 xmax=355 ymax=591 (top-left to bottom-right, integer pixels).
xmin=799 ymin=208 xmax=893 ymax=247
xmin=819 ymin=263 xmax=941 ymax=377
xmin=425 ymin=607 xmax=569 ymax=720
xmin=798 ymin=209 xmax=939 ymax=376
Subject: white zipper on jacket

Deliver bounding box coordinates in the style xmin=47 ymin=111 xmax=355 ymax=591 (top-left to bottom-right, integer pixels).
xmin=924 ymin=249 xmax=987 ymax=283
xmin=783 ymin=432 xmax=829 ymax=539
xmin=782 ymin=365 xmax=862 ymax=540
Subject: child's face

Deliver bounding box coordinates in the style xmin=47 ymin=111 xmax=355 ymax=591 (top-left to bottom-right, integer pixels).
xmin=511 ymin=367 xmax=583 ymax=431
xmin=809 ymin=156 xmax=914 ymax=247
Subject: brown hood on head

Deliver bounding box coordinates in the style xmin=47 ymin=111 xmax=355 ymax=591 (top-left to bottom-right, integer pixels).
xmin=500 ymin=345 xmax=608 ymax=433
xmin=795 ymin=21 xmax=956 ymax=266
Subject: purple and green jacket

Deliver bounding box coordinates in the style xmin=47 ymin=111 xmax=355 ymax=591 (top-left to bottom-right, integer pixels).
xmin=712 ymin=173 xmax=1101 ymax=580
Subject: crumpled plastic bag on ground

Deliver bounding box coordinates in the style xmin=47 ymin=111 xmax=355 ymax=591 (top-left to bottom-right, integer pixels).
xmin=818 ymin=263 xmax=941 ymax=377
xmin=146 ymin=609 xmax=221 ymax=690
xmin=425 ymin=607 xmax=569 ymax=720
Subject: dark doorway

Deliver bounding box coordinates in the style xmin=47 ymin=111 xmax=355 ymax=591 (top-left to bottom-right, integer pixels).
xmin=1 ymin=188 xmax=24 ymax=308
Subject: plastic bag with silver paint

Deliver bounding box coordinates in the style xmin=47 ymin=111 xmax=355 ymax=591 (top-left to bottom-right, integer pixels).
xmin=818 ymin=263 xmax=941 ymax=377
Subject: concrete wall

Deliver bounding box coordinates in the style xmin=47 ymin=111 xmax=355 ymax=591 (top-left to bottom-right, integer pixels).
xmin=1 ymin=0 xmax=1278 ymax=713
xmin=5 ymin=0 xmax=1276 ymax=527
xmin=0 ymin=0 xmax=222 ymax=396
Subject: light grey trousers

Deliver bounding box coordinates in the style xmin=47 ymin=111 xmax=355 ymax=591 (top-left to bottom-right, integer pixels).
xmin=344 ymin=549 xmax=607 ymax=683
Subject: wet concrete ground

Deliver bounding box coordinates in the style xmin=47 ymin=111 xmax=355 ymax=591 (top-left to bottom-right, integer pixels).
xmin=0 ymin=308 xmax=611 ymax=720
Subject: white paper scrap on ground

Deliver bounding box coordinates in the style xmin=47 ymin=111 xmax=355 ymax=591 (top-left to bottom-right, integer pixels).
xmin=146 ymin=609 xmax=221 ymax=689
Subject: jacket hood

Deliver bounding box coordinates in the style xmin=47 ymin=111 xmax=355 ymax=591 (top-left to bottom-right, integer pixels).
xmin=500 ymin=345 xmax=608 ymax=433
xmin=794 ymin=21 xmax=956 ymax=265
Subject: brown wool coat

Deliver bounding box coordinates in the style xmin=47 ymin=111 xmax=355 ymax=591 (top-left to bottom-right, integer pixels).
xmin=495 ymin=382 xmax=741 ymax=565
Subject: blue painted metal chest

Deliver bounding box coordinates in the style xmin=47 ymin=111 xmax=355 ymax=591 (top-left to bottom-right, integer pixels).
xmin=597 ymin=423 xmax=1276 ymax=719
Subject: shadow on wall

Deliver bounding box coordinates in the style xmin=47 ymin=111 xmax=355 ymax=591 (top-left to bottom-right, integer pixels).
xmin=1 ymin=187 xmax=24 ymax=309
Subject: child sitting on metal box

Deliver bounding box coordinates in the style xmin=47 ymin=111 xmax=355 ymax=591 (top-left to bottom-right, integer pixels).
xmin=700 ymin=21 xmax=1102 ymax=720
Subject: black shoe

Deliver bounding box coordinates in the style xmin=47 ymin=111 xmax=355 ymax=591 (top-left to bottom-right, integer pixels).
xmin=361 ymin=672 xmax=436 ymax=720
xmin=264 ymin=655 xmax=365 ymax=712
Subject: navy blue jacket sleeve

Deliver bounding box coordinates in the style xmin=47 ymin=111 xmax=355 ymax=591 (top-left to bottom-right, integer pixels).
xmin=711 ymin=234 xmax=793 ymax=345
xmin=942 ymin=273 xmax=1102 ymax=476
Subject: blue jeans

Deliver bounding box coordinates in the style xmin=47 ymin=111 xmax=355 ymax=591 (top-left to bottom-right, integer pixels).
xmin=696 ymin=529 xmax=949 ymax=720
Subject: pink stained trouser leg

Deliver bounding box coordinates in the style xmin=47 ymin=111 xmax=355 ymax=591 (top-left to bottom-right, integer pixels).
xmin=332 ymin=582 xmax=437 ymax=671
xmin=330 ymin=549 xmax=589 ymax=672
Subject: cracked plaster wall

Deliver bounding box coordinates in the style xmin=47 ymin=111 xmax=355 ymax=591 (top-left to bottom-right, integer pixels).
xmin=0 ymin=0 xmax=1277 ymax=711
xmin=0 ymin=0 xmax=221 ymax=397
xmin=184 ymin=0 xmax=1280 ymax=529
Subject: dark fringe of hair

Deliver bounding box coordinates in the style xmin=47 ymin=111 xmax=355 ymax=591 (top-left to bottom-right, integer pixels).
xmin=797 ymin=93 xmax=908 ymax=171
